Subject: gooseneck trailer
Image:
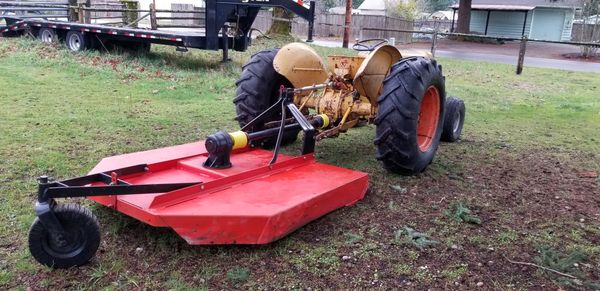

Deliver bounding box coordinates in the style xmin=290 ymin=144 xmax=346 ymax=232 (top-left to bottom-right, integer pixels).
xmin=0 ymin=0 xmax=315 ymax=59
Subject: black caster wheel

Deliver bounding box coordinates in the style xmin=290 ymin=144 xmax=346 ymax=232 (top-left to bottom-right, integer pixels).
xmin=28 ymin=203 xmax=100 ymax=268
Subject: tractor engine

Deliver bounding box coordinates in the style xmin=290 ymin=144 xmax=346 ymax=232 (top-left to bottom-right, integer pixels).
xmin=272 ymin=43 xmax=401 ymax=139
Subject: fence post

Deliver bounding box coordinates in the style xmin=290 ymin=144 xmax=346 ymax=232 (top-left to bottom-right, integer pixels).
xmin=306 ymin=1 xmax=315 ymax=42
xmin=77 ymin=4 xmax=84 ymax=23
xmin=77 ymin=0 xmax=91 ymax=24
xmin=149 ymin=3 xmax=157 ymax=30
xmin=516 ymin=35 xmax=528 ymax=75
xmin=68 ymin=0 xmax=77 ymax=21
xmin=121 ymin=1 xmax=139 ymax=27
xmin=342 ymin=0 xmax=352 ymax=48
xmin=431 ymin=29 xmax=438 ymax=58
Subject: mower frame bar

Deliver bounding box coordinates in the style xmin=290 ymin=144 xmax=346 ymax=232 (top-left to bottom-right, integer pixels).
xmin=37 ymin=164 xmax=200 ymax=202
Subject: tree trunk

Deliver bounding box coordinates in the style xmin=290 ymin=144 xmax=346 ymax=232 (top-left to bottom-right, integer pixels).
xmin=268 ymin=8 xmax=291 ymax=35
xmin=456 ymin=0 xmax=471 ymax=34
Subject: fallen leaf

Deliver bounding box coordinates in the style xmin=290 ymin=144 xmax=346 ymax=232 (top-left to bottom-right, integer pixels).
xmin=579 ymin=171 xmax=598 ymax=178
xmin=390 ymin=185 xmax=407 ymax=194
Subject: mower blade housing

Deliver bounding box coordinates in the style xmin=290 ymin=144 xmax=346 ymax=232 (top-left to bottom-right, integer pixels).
xmin=88 ymin=141 xmax=368 ymax=244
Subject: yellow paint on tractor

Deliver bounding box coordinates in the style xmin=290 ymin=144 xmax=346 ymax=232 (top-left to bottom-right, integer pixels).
xmin=273 ymin=42 xmax=412 ymax=139
xmin=273 ymin=43 xmax=328 ymax=88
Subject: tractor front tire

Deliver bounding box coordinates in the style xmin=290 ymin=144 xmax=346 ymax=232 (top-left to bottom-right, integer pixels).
xmin=441 ymin=96 xmax=465 ymax=142
xmin=28 ymin=203 xmax=100 ymax=268
xmin=374 ymin=57 xmax=446 ymax=175
xmin=234 ymin=48 xmax=299 ymax=147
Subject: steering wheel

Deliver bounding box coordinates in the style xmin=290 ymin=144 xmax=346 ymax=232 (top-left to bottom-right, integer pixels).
xmin=352 ymin=38 xmax=389 ymax=52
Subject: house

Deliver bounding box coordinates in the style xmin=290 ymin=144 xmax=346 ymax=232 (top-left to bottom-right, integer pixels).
xmin=429 ymin=11 xmax=454 ymax=21
xmin=328 ymin=6 xmax=361 ymax=15
xmin=137 ymin=0 xmax=204 ymax=11
xmin=357 ymin=0 xmax=386 ymax=16
xmin=451 ymin=0 xmax=583 ymax=41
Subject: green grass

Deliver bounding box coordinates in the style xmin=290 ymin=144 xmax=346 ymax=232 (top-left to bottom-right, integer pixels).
xmin=0 ymin=35 xmax=599 ymax=289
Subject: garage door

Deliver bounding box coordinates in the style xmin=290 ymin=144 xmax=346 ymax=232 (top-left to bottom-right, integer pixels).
xmin=530 ymin=8 xmax=565 ymax=41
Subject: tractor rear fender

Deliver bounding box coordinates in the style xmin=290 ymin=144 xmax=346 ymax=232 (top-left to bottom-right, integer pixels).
xmin=400 ymin=49 xmax=433 ymax=58
xmin=273 ymin=43 xmax=329 ymax=88
xmin=353 ymin=45 xmax=402 ymax=105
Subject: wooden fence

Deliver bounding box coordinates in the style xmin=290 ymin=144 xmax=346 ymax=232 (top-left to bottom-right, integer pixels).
xmin=252 ymin=11 xmax=414 ymax=44
xmin=571 ymin=23 xmax=600 ymax=42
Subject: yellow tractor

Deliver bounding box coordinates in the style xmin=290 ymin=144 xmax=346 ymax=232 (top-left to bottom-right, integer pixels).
xmin=233 ymin=40 xmax=465 ymax=174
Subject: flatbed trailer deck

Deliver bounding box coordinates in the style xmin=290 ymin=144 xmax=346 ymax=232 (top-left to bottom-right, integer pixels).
xmin=0 ymin=0 xmax=315 ymax=58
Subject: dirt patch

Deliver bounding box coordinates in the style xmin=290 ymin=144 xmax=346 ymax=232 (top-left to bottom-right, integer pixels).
xmin=9 ymin=144 xmax=599 ymax=289
xmin=562 ymin=53 xmax=600 ymax=63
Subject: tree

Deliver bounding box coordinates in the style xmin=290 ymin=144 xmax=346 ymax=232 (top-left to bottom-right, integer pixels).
xmin=580 ymin=0 xmax=600 ymax=58
xmin=323 ymin=0 xmax=338 ymax=11
xmin=353 ymin=0 xmax=365 ymax=9
xmin=386 ymin=0 xmax=418 ymax=20
xmin=268 ymin=8 xmax=292 ymax=35
xmin=455 ymin=0 xmax=471 ymax=33
xmin=427 ymin=0 xmax=456 ymax=12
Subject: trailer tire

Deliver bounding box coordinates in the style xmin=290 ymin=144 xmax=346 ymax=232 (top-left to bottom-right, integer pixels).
xmin=441 ymin=96 xmax=465 ymax=142
xmin=38 ymin=27 xmax=57 ymax=43
xmin=65 ymin=31 xmax=89 ymax=52
xmin=374 ymin=57 xmax=446 ymax=175
xmin=234 ymin=48 xmax=299 ymax=147
xmin=28 ymin=203 xmax=100 ymax=268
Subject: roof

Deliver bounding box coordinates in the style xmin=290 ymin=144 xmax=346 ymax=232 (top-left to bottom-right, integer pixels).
xmin=452 ymin=0 xmax=582 ymax=9
xmin=357 ymin=0 xmax=386 ymax=11
xmin=328 ymin=6 xmax=361 ymax=14
xmin=451 ymin=4 xmax=535 ymax=11
xmin=429 ymin=11 xmax=454 ymax=20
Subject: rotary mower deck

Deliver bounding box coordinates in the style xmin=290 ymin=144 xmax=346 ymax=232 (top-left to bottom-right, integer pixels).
xmin=29 ymin=88 xmax=369 ymax=268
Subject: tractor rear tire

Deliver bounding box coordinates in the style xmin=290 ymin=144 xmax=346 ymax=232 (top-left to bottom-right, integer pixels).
xmin=234 ymin=48 xmax=300 ymax=147
xmin=28 ymin=203 xmax=100 ymax=268
xmin=441 ymin=96 xmax=465 ymax=142
xmin=374 ymin=57 xmax=446 ymax=175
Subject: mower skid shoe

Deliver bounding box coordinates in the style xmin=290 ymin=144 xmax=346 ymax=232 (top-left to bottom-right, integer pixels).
xmin=88 ymin=141 xmax=368 ymax=245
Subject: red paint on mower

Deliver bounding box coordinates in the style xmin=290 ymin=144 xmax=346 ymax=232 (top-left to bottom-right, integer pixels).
xmin=88 ymin=141 xmax=368 ymax=244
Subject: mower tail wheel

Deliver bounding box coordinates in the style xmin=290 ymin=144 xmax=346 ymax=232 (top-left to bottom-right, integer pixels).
xmin=38 ymin=27 xmax=57 ymax=43
xmin=234 ymin=48 xmax=300 ymax=147
xmin=374 ymin=56 xmax=446 ymax=175
xmin=65 ymin=31 xmax=89 ymax=52
xmin=441 ymin=96 xmax=465 ymax=142
xmin=28 ymin=203 xmax=100 ymax=268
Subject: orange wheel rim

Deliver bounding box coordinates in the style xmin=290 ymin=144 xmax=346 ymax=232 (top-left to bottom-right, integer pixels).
xmin=417 ymin=86 xmax=441 ymax=152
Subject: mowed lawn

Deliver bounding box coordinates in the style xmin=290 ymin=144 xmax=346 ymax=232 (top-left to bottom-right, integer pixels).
xmin=0 ymin=36 xmax=599 ymax=289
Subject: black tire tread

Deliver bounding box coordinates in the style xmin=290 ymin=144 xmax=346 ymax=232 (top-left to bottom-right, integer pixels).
xmin=234 ymin=48 xmax=298 ymax=146
xmin=374 ymin=56 xmax=446 ymax=175
xmin=441 ymin=96 xmax=465 ymax=142
xmin=28 ymin=203 xmax=100 ymax=268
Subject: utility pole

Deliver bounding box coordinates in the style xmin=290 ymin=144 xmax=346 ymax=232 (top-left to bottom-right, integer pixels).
xmin=342 ymin=0 xmax=352 ymax=48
